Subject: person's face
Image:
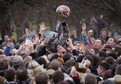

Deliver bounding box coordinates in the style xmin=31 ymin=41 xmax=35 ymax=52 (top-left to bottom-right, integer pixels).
xmin=88 ymin=30 xmax=93 ymax=36
xmin=57 ymin=45 xmax=66 ymax=53
xmin=26 ymin=28 xmax=30 ymax=33
xmin=94 ymin=39 xmax=102 ymax=49
xmin=75 ymin=43 xmax=81 ymax=51
xmin=107 ymin=38 xmax=115 ymax=45
xmin=97 ymin=66 xmax=103 ymax=76
xmin=72 ymin=30 xmax=76 ymax=35
xmin=4 ymin=35 xmax=9 ymax=41
xmin=89 ymin=49 xmax=95 ymax=54
xmin=101 ymin=31 xmax=107 ymax=37
xmin=32 ymin=30 xmax=36 ymax=34
xmin=119 ymin=28 xmax=121 ymax=33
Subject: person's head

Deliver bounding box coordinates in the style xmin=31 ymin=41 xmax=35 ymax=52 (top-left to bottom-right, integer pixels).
xmin=0 ymin=58 xmax=8 ymax=71
xmin=118 ymin=27 xmax=121 ymax=33
xmin=98 ymin=51 xmax=106 ymax=57
xmin=57 ymin=20 xmax=61 ymax=24
xmin=74 ymin=41 xmax=83 ymax=51
xmin=107 ymin=37 xmax=116 ymax=45
xmin=115 ymin=65 xmax=121 ymax=75
xmin=4 ymin=35 xmax=9 ymax=42
xmin=47 ymin=69 xmax=55 ymax=81
xmin=118 ymin=58 xmax=121 ymax=65
xmin=57 ymin=45 xmax=66 ymax=53
xmin=91 ymin=55 xmax=99 ymax=67
xmin=0 ymin=76 xmax=4 ymax=84
xmin=99 ymin=15 xmax=103 ymax=20
xmin=114 ymin=47 xmax=121 ymax=57
xmin=8 ymin=56 xmax=15 ymax=67
xmin=24 ymin=56 xmax=32 ymax=64
xmin=35 ymin=57 xmax=47 ymax=68
xmin=35 ymin=72 xmax=49 ymax=84
xmin=89 ymin=48 xmax=95 ymax=55
xmin=16 ymin=66 xmax=28 ymax=81
xmin=100 ymin=29 xmax=108 ymax=38
xmin=97 ymin=62 xmax=110 ymax=76
xmin=31 ymin=29 xmax=36 ymax=34
xmin=25 ymin=26 xmax=31 ymax=33
xmin=84 ymin=74 xmax=97 ymax=84
xmin=18 ymin=37 xmax=24 ymax=45
xmin=88 ymin=30 xmax=93 ymax=37
xmin=13 ymin=56 xmax=24 ymax=70
xmin=28 ymin=60 xmax=46 ymax=74
xmin=91 ymin=16 xmax=96 ymax=21
xmin=57 ymin=81 xmax=69 ymax=84
xmin=72 ymin=30 xmax=77 ymax=36
xmin=63 ymin=53 xmax=72 ymax=62
xmin=50 ymin=59 xmax=61 ymax=70
xmin=102 ymin=70 xmax=112 ymax=80
xmin=94 ymin=38 xmax=104 ymax=51
xmin=52 ymin=70 xmax=64 ymax=84
xmin=105 ymin=57 xmax=115 ymax=65
xmin=64 ymin=59 xmax=75 ymax=68
xmin=102 ymin=80 xmax=115 ymax=84
xmin=5 ymin=68 xmax=16 ymax=81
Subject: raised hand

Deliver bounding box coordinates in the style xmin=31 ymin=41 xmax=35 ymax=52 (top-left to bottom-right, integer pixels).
xmin=82 ymin=23 xmax=86 ymax=31
xmin=26 ymin=28 xmax=30 ymax=36
xmin=41 ymin=40 xmax=46 ymax=46
xmin=29 ymin=45 xmax=34 ymax=53
xmin=39 ymin=22 xmax=46 ymax=32
xmin=66 ymin=38 xmax=73 ymax=46
xmin=66 ymin=38 xmax=76 ymax=50
xmin=7 ymin=35 xmax=14 ymax=46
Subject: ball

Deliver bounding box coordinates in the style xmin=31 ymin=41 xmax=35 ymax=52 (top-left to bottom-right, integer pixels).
xmin=56 ymin=5 xmax=70 ymax=18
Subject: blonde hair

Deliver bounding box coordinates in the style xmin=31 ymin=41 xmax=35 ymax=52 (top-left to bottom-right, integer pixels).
xmin=28 ymin=60 xmax=46 ymax=84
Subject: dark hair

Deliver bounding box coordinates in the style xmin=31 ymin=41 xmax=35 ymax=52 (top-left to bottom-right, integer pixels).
xmin=16 ymin=66 xmax=28 ymax=81
xmin=118 ymin=58 xmax=121 ymax=64
xmin=105 ymin=57 xmax=115 ymax=65
xmin=93 ymin=48 xmax=99 ymax=54
xmin=99 ymin=51 xmax=106 ymax=57
xmin=116 ymin=65 xmax=121 ymax=75
xmin=102 ymin=80 xmax=115 ymax=84
xmin=97 ymin=38 xmax=104 ymax=45
xmin=35 ymin=72 xmax=49 ymax=84
xmin=85 ymin=55 xmax=94 ymax=67
xmin=0 ymin=58 xmax=8 ymax=70
xmin=0 ymin=76 xmax=4 ymax=84
xmin=103 ymin=70 xmax=112 ymax=80
xmin=60 ymin=66 xmax=68 ymax=73
xmin=109 ymin=37 xmax=116 ymax=43
xmin=66 ymin=80 xmax=75 ymax=84
xmin=91 ymin=55 xmax=99 ymax=67
xmin=52 ymin=70 xmax=64 ymax=84
xmin=99 ymin=62 xmax=110 ymax=71
xmin=57 ymin=81 xmax=69 ymax=84
xmin=5 ymin=68 xmax=15 ymax=81
xmin=114 ymin=47 xmax=121 ymax=57
xmin=64 ymin=59 xmax=75 ymax=68
xmin=35 ymin=57 xmax=47 ymax=68
xmin=101 ymin=28 xmax=108 ymax=36
xmin=104 ymin=45 xmax=112 ymax=49
xmin=63 ymin=53 xmax=72 ymax=62
xmin=18 ymin=37 xmax=24 ymax=44
xmin=107 ymin=52 xmax=117 ymax=59
xmin=84 ymin=74 xmax=97 ymax=84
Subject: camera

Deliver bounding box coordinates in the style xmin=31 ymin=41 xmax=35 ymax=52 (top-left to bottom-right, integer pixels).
xmin=62 ymin=22 xmax=67 ymax=26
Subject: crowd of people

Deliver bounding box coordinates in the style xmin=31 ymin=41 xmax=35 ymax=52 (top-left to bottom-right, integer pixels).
xmin=0 ymin=16 xmax=121 ymax=84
